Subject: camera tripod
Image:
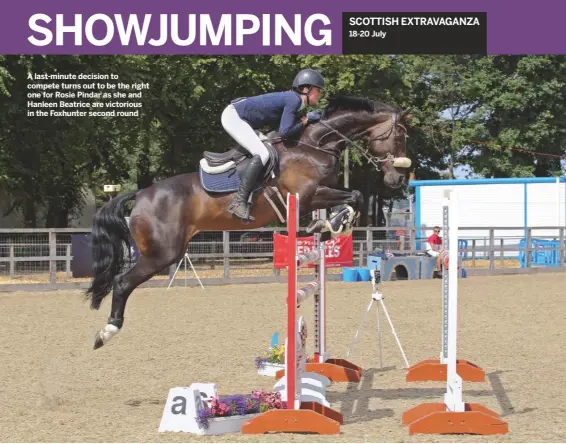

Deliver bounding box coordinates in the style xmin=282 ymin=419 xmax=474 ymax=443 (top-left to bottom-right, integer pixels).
xmin=346 ymin=268 xmax=409 ymax=369
xmin=167 ymin=251 xmax=204 ymax=290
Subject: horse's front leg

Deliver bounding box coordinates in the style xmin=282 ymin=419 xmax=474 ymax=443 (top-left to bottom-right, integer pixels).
xmin=325 ymin=185 xmax=365 ymax=225
xmin=306 ymin=185 xmax=364 ymax=239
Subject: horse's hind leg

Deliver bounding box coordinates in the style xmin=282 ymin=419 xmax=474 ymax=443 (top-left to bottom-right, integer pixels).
xmin=93 ymin=253 xmax=179 ymax=349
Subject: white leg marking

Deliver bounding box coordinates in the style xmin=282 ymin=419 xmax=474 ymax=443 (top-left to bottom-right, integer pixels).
xmin=99 ymin=324 xmax=120 ymax=343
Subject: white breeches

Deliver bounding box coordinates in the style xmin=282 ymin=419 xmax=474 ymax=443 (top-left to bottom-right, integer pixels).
xmin=424 ymin=242 xmax=441 ymax=257
xmin=221 ymin=104 xmax=269 ymax=166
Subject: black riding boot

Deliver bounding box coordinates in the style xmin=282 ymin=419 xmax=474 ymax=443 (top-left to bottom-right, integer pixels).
xmin=228 ymin=155 xmax=264 ymax=222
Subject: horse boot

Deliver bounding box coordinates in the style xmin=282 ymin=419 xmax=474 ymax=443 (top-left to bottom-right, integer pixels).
xmin=228 ymin=154 xmax=264 ymax=222
xmin=324 ymin=205 xmax=356 ymax=240
xmin=328 ymin=206 xmax=353 ymax=232
xmin=307 ymin=205 xmax=356 ymax=242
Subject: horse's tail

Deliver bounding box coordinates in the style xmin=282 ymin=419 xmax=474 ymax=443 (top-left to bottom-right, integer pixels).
xmin=85 ymin=191 xmax=137 ymax=310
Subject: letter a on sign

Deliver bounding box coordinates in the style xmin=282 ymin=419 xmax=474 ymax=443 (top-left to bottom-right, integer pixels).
xmin=158 ymin=383 xmax=218 ymax=434
xmin=171 ymin=396 xmax=187 ymax=415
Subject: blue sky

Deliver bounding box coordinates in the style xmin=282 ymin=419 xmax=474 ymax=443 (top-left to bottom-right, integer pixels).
xmin=453 ymin=164 xmax=478 ymax=178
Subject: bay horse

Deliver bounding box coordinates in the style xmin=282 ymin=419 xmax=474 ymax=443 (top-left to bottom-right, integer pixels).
xmin=85 ymin=95 xmax=412 ymax=349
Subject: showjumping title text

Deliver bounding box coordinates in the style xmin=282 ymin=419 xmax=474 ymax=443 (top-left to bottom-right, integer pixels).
xmin=27 ymin=13 xmax=332 ymax=47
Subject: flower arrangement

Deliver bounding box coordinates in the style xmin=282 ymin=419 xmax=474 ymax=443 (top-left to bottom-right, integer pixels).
xmin=196 ymin=390 xmax=287 ymax=430
xmin=254 ymin=344 xmax=286 ymax=370
xmin=254 ymin=343 xmax=312 ymax=372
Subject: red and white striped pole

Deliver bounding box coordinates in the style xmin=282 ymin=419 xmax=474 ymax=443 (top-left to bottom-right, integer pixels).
xmin=286 ymin=193 xmax=298 ymax=409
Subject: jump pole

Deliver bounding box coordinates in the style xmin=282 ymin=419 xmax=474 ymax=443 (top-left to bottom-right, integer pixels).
xmin=405 ymin=188 xmax=485 ymax=383
xmin=274 ymin=195 xmax=362 ymax=382
xmin=242 ymin=194 xmax=361 ymax=435
xmin=402 ymin=188 xmax=508 ymax=435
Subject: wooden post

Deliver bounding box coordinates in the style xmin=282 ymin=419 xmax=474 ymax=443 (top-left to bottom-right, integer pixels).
xmin=223 ymin=231 xmax=230 ymax=278
xmin=489 ymin=229 xmax=495 ymax=270
xmin=49 ymin=231 xmax=56 ymax=284
xmin=9 ymin=245 xmax=15 ymax=279
xmin=472 ymin=239 xmax=476 ymax=268
xmin=66 ymin=244 xmax=71 ymax=279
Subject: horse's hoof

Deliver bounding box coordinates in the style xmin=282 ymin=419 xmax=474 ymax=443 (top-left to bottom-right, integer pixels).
xmin=93 ymin=333 xmax=104 ymax=350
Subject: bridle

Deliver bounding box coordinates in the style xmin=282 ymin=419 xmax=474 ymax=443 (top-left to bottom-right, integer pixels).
xmin=313 ymin=113 xmax=410 ymax=172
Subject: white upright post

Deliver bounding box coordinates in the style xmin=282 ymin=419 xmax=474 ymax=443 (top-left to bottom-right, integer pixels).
xmin=439 ymin=201 xmax=449 ymax=366
xmin=402 ymin=188 xmax=508 ymax=435
xmin=443 ymin=188 xmax=465 ymax=413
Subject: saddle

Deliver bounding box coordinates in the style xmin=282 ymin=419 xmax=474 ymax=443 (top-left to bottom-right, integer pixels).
xmin=198 ymin=131 xmax=287 ymax=222
xmin=200 ymin=130 xmax=280 ymax=182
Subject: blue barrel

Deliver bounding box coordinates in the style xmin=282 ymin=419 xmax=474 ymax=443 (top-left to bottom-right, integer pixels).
xmin=342 ymin=267 xmax=360 ymax=282
xmin=357 ymin=268 xmax=371 ymax=281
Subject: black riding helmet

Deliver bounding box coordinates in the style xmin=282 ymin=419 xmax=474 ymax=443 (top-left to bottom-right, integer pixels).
xmin=292 ymin=68 xmax=325 ymax=91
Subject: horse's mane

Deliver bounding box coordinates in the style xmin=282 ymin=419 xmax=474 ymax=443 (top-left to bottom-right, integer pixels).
xmin=321 ymin=95 xmax=400 ymax=119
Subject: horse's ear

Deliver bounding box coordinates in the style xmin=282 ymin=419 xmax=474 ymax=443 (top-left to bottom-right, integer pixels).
xmin=401 ymin=108 xmax=414 ymax=124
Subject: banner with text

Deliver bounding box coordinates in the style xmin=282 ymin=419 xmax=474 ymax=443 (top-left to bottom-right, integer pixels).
xmin=273 ymin=233 xmax=353 ymax=269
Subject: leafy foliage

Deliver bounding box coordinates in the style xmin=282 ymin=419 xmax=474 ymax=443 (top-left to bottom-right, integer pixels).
xmin=1 ymin=55 xmax=565 ymax=227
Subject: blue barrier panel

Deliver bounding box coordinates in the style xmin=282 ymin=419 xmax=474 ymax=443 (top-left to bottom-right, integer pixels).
xmin=518 ymin=238 xmax=561 ymax=267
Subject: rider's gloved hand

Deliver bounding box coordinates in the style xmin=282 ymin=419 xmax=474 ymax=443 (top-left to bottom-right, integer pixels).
xmin=306 ymin=110 xmax=322 ymax=123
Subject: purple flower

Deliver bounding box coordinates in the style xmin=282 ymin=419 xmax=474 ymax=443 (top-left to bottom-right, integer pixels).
xmin=220 ymin=394 xmax=247 ymax=416
xmin=254 ymin=356 xmax=267 ymax=370
xmin=196 ymin=408 xmax=214 ymax=430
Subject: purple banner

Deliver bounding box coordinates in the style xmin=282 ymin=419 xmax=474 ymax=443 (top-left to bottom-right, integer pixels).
xmin=0 ymin=0 xmax=563 ymax=54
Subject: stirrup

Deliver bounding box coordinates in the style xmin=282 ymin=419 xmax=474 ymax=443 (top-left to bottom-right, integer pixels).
xmin=228 ymin=200 xmax=255 ymax=223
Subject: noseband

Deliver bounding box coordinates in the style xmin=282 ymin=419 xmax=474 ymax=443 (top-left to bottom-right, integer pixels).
xmin=316 ymin=113 xmax=411 ymax=172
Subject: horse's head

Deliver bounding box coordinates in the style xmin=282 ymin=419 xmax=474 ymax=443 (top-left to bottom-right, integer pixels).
xmin=318 ymin=96 xmax=412 ymax=189
xmin=366 ymin=108 xmax=412 ymax=189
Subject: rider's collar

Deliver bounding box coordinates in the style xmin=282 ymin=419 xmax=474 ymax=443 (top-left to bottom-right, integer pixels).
xmin=293 ymin=90 xmax=306 ymax=111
